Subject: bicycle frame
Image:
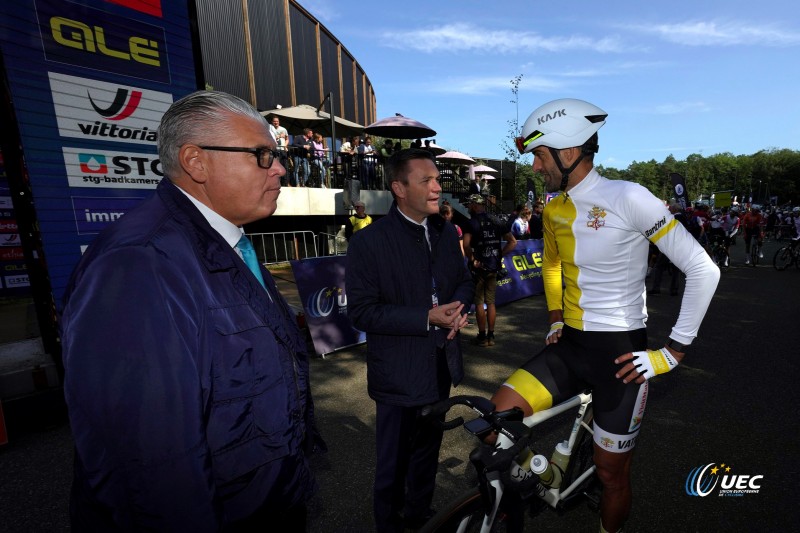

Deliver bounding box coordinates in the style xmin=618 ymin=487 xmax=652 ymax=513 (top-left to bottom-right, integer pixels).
xmin=475 ymin=391 xmax=595 ymax=532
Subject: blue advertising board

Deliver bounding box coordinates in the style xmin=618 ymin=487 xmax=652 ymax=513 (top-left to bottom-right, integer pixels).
xmin=291 ymin=239 xmax=544 ymax=355
xmin=0 ymin=0 xmax=196 ymax=306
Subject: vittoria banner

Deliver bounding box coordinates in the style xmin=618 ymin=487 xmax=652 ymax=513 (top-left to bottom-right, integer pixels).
xmin=0 ymin=0 xmax=196 ymax=305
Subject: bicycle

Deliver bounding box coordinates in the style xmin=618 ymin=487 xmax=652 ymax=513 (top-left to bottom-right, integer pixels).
xmin=773 ymin=239 xmax=800 ymax=271
xmin=749 ymin=231 xmax=763 ymax=267
xmin=708 ymin=233 xmax=728 ymax=268
xmin=420 ymin=391 xmax=600 ymax=532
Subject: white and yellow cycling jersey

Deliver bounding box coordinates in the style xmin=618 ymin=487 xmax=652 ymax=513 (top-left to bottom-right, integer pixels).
xmin=542 ymin=169 xmax=719 ymax=345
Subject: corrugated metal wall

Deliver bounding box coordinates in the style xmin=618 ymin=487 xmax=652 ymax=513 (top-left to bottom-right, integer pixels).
xmin=249 ymin=0 xmax=292 ymax=109
xmin=193 ymin=0 xmax=374 ymax=124
xmin=194 ymin=0 xmax=250 ymax=99
xmin=319 ymin=30 xmax=339 ymax=107
xmin=340 ymin=53 xmax=355 ymax=121
xmin=289 ymin=3 xmax=320 ymax=108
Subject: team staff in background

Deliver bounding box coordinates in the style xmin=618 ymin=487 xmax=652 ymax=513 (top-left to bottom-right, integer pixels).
xmin=61 ymin=91 xmax=323 ymax=532
xmin=463 ymin=194 xmax=517 ymax=347
xmin=490 ymin=98 xmax=719 ymax=533
xmin=346 ymin=199 xmax=373 ymax=240
xmin=346 ymin=149 xmax=474 ymax=532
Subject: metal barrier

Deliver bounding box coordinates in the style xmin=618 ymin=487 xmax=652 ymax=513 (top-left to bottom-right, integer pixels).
xmin=247 ymin=231 xmax=319 ymax=266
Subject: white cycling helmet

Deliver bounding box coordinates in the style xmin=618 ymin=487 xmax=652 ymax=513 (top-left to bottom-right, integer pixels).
xmin=517 ymin=98 xmax=607 ymax=153
xmin=516 ymin=98 xmax=607 ymax=191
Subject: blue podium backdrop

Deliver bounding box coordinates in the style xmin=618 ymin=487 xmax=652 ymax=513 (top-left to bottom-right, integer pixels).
xmin=291 ymin=239 xmax=544 ymax=355
xmin=0 ymin=0 xmax=196 ymax=305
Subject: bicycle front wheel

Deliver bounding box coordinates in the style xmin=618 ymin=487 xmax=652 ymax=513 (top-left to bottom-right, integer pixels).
xmin=774 ymin=247 xmax=792 ymax=271
xmin=420 ymin=489 xmax=512 ymax=533
xmin=751 ymin=242 xmax=760 ymax=266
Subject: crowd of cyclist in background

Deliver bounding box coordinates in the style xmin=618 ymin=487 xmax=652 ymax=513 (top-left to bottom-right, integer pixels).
xmin=647 ymin=202 xmax=800 ymax=292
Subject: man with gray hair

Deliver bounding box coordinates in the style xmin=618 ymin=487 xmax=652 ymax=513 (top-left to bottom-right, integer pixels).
xmin=61 ymin=91 xmax=322 ymax=532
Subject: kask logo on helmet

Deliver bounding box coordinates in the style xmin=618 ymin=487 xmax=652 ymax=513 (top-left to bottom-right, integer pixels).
xmin=537 ymin=109 xmax=566 ymax=125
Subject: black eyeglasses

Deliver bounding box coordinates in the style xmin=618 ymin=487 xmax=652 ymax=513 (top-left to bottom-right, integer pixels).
xmin=199 ymin=146 xmax=280 ymax=169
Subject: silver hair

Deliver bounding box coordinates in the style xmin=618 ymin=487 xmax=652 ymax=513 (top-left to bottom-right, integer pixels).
xmin=157 ymin=91 xmax=267 ymax=178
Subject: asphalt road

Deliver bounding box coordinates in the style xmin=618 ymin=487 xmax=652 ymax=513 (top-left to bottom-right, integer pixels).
xmin=2 ymin=237 xmax=798 ymax=532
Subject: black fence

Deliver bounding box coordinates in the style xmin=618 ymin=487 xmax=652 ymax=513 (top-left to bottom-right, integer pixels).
xmin=277 ymin=146 xmax=503 ymax=212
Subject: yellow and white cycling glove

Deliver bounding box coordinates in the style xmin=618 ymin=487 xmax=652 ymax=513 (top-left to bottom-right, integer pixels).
xmin=630 ymin=348 xmax=679 ymax=380
xmin=546 ymin=321 xmax=564 ymax=342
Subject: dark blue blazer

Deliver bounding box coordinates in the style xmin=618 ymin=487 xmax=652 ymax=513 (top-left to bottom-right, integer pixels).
xmin=346 ymin=203 xmax=474 ymax=406
xmin=61 ymin=179 xmax=318 ymax=531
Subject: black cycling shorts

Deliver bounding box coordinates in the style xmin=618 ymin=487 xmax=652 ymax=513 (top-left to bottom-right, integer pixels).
xmin=502 ymin=326 xmax=649 ymax=453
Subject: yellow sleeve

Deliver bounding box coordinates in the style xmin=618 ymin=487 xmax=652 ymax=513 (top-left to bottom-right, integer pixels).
xmin=542 ymin=207 xmax=563 ymax=311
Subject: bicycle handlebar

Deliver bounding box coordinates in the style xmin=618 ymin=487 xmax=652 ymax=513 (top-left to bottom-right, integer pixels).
xmin=421 ymin=395 xmax=497 ymax=431
xmin=423 ymin=395 xmax=551 ymax=494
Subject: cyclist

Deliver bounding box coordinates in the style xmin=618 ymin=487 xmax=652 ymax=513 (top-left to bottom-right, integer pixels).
xmin=706 ymin=210 xmax=727 ymax=266
xmin=720 ymin=208 xmax=740 ymax=266
xmin=490 ymin=98 xmax=720 ymax=533
xmin=740 ymin=206 xmax=765 ymax=265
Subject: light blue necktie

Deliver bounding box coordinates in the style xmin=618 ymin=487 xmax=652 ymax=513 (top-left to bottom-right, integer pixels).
xmin=236 ymin=235 xmax=266 ymax=290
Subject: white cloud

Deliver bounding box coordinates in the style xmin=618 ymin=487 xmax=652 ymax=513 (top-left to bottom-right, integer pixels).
xmin=295 ymin=0 xmax=339 ymax=25
xmin=381 ymin=23 xmax=626 ymax=54
xmin=626 ymin=20 xmax=800 ymax=46
xmin=427 ymin=75 xmax=563 ymax=95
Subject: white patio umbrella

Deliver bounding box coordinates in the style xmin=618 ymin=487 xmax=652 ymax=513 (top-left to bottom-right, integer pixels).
xmin=260 ymin=105 xmax=364 ymax=138
xmin=437 ymin=151 xmax=476 ymax=166
xmin=424 ymin=141 xmax=446 ymax=155
xmin=471 ymin=164 xmax=499 ymax=175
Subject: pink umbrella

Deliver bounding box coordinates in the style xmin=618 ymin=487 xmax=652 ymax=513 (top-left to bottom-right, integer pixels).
xmin=364 ymin=114 xmax=436 ymax=139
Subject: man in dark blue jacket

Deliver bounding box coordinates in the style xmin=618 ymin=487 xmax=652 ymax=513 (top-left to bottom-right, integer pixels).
xmin=61 ymin=91 xmax=321 ymax=532
xmin=346 ymin=149 xmax=474 ymax=532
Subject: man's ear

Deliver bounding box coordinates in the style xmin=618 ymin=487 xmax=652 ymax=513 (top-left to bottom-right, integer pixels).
xmin=558 ymin=147 xmax=580 ymax=166
xmin=180 ymin=144 xmax=208 ymax=183
xmin=391 ymin=180 xmax=405 ymax=199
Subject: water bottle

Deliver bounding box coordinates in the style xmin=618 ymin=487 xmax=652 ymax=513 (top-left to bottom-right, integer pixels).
xmin=529 ymin=454 xmax=561 ymax=488
xmin=529 ymin=441 xmax=572 ymax=489
xmin=550 ymin=441 xmax=572 ymax=486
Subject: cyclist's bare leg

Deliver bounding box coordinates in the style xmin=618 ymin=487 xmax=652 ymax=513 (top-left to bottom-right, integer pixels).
xmin=593 ymin=445 xmax=633 ymax=533
xmin=483 ymin=387 xmax=533 ymax=444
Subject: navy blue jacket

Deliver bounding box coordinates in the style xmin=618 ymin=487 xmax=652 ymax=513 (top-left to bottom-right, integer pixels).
xmin=61 ymin=179 xmax=318 ymax=531
xmin=346 ymin=203 xmax=474 ymax=406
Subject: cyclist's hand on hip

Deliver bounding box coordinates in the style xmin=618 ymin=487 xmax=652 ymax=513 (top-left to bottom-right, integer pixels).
xmin=545 ymin=310 xmax=565 ymax=345
xmin=615 ymin=348 xmax=682 ymax=384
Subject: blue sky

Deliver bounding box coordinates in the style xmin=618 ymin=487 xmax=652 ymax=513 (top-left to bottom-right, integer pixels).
xmin=298 ymin=0 xmax=800 ymax=170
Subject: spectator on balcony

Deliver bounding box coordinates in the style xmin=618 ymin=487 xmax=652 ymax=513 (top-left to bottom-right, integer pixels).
xmin=358 ymin=136 xmax=377 ymax=190
xmin=380 ymin=139 xmax=394 ymax=159
xmin=269 ymin=117 xmax=289 ymax=186
xmin=311 ymin=133 xmax=327 ymax=187
xmin=291 ymin=128 xmax=313 ymax=187
xmin=340 ymin=136 xmax=359 ymax=180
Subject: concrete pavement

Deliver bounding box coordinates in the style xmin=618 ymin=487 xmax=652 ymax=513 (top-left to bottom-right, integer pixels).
xmin=1 ymin=237 xmax=798 ymax=532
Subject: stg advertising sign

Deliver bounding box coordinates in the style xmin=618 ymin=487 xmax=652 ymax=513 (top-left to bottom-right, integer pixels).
xmin=0 ymin=0 xmax=195 ymax=304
